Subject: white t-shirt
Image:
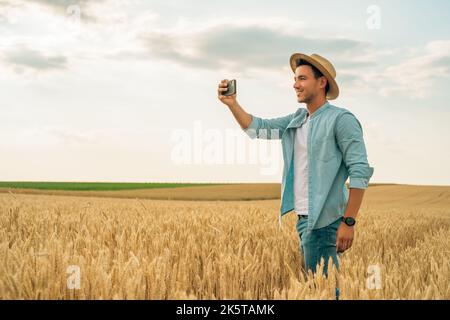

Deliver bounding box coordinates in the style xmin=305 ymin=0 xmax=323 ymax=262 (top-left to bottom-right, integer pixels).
xmin=294 ymin=113 xmax=309 ymax=215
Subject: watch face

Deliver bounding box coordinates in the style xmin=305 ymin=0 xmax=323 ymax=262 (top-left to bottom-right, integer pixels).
xmin=344 ymin=217 xmax=356 ymax=226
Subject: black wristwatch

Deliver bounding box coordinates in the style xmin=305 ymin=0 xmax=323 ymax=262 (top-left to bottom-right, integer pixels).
xmin=341 ymin=216 xmax=356 ymax=226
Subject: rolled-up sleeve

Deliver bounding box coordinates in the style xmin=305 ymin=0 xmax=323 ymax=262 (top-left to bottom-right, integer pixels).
xmin=242 ymin=113 xmax=294 ymax=140
xmin=335 ymin=112 xmax=374 ymax=189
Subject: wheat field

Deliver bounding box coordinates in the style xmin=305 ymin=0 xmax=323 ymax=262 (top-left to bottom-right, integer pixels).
xmin=0 ymin=185 xmax=449 ymax=299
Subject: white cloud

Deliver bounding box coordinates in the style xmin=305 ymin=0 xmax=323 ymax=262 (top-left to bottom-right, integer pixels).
xmin=2 ymin=0 xmax=448 ymax=101
xmin=136 ymin=19 xmax=370 ymax=78
xmin=5 ymin=0 xmax=106 ymax=22
xmin=1 ymin=45 xmax=67 ymax=73
xmin=340 ymin=40 xmax=450 ymax=98
xmin=378 ymin=41 xmax=450 ymax=98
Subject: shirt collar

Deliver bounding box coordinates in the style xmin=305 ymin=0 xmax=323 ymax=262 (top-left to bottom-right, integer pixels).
xmin=307 ymin=101 xmax=330 ymax=119
xmin=288 ymin=101 xmax=330 ymax=129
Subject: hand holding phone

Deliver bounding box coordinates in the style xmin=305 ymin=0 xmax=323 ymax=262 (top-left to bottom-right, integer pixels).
xmin=222 ymin=79 xmax=236 ymax=96
xmin=218 ymin=79 xmax=237 ymax=107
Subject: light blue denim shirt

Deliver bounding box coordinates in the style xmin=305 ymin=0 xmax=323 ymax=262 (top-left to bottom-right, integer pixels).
xmin=242 ymin=101 xmax=374 ymax=231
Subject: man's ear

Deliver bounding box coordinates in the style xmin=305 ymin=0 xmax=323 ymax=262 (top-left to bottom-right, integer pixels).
xmin=320 ymin=76 xmax=328 ymax=89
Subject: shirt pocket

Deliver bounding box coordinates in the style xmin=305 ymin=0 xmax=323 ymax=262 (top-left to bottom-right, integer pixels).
xmin=313 ymin=136 xmax=337 ymax=162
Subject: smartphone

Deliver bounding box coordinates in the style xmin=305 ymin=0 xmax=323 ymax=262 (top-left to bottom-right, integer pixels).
xmin=223 ymin=79 xmax=237 ymax=96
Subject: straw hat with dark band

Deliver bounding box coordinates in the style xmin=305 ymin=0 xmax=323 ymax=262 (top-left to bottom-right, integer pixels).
xmin=289 ymin=53 xmax=339 ymax=100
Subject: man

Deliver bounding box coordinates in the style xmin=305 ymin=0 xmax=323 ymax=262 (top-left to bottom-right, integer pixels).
xmin=217 ymin=53 xmax=374 ymax=299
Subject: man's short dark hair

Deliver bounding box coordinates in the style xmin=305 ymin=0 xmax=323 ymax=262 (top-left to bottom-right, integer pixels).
xmin=296 ymin=58 xmax=330 ymax=95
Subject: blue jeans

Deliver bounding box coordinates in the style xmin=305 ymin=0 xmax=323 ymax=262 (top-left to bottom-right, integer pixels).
xmin=296 ymin=215 xmax=341 ymax=278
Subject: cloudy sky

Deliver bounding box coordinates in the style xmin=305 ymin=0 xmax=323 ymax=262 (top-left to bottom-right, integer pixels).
xmin=1 ymin=0 xmax=449 ymax=185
